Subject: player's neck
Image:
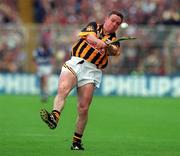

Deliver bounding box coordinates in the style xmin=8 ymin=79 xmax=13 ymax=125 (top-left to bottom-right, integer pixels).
xmin=103 ymin=28 xmax=109 ymax=35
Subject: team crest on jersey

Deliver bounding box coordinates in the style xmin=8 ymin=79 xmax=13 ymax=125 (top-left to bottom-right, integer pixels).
xmin=86 ymin=26 xmax=94 ymax=31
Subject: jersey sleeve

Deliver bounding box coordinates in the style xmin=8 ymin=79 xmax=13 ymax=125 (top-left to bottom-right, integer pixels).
xmin=78 ymin=21 xmax=97 ymax=38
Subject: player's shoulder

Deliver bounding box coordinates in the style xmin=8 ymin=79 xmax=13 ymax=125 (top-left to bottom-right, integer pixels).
xmin=88 ymin=21 xmax=97 ymax=25
xmin=86 ymin=21 xmax=98 ymax=29
xmin=81 ymin=21 xmax=98 ymax=33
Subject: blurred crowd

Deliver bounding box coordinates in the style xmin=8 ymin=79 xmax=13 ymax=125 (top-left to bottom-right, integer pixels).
xmin=0 ymin=0 xmax=26 ymax=72
xmin=0 ymin=0 xmax=180 ymax=75
xmin=106 ymin=26 xmax=180 ymax=75
xmin=33 ymin=0 xmax=180 ymax=26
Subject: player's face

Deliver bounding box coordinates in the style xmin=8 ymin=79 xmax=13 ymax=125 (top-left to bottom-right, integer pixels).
xmin=104 ymin=14 xmax=122 ymax=33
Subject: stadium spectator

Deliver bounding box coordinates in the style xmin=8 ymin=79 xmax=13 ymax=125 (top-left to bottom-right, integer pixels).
xmin=0 ymin=1 xmax=21 ymax=25
xmin=0 ymin=25 xmax=26 ymax=73
xmin=143 ymin=48 xmax=164 ymax=75
xmin=33 ymin=0 xmax=47 ymax=23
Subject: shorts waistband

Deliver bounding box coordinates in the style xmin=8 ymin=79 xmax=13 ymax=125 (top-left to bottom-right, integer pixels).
xmin=71 ymin=56 xmax=100 ymax=69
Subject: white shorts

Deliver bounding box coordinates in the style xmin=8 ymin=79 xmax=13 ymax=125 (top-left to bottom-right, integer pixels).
xmin=61 ymin=56 xmax=102 ymax=88
xmin=37 ymin=65 xmax=53 ymax=77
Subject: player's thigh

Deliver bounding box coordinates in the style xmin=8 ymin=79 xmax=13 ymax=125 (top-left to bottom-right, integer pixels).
xmin=77 ymin=83 xmax=95 ymax=107
xmin=58 ymin=70 xmax=76 ymax=96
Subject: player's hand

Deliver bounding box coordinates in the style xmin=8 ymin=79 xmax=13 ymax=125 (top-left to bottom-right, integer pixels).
xmin=106 ymin=44 xmax=120 ymax=56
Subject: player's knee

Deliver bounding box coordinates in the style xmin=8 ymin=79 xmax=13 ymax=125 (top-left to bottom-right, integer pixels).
xmin=78 ymin=103 xmax=89 ymax=116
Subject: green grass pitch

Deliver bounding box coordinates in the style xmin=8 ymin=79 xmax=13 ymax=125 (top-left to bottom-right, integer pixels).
xmin=0 ymin=95 xmax=180 ymax=156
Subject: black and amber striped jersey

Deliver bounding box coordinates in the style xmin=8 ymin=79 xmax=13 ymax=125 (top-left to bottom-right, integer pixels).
xmin=71 ymin=21 xmax=120 ymax=69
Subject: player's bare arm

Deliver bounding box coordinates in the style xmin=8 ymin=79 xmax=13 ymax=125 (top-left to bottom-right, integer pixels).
xmin=86 ymin=34 xmax=107 ymax=49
